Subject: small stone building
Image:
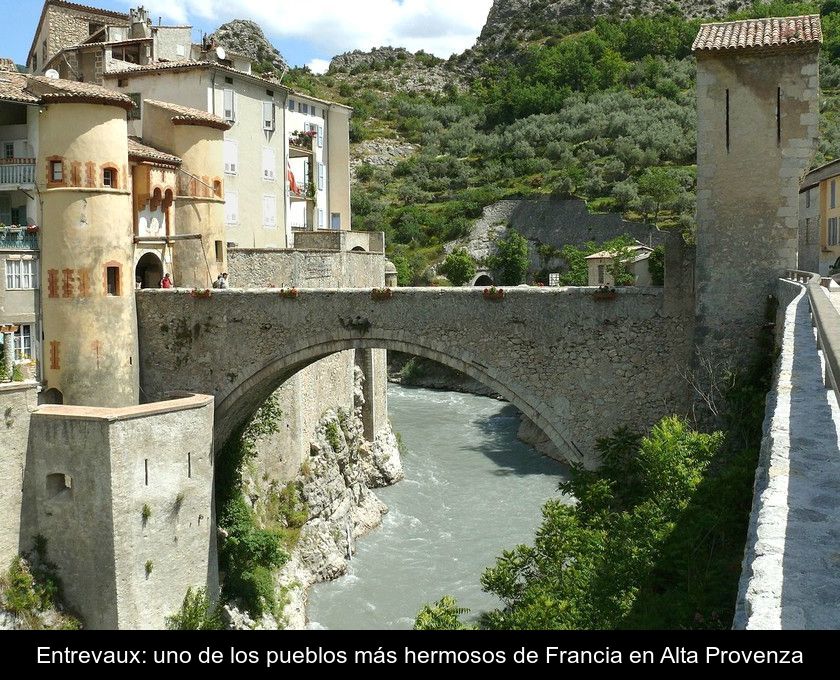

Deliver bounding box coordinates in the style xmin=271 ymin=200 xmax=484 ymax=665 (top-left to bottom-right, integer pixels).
xmin=585 ymin=243 xmax=654 ymax=287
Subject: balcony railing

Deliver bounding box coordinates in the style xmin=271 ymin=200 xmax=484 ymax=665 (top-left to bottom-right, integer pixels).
xmin=0 ymin=227 xmax=39 ymax=250
xmin=0 ymin=159 xmax=36 ymax=185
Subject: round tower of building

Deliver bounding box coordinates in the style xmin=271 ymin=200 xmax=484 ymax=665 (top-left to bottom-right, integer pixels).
xmin=36 ymin=88 xmax=138 ymax=407
xmin=142 ymin=100 xmax=229 ymax=289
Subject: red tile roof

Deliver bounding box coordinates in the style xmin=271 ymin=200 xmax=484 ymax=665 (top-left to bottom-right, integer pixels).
xmin=693 ymin=15 xmax=822 ymax=52
xmin=0 ymin=72 xmax=41 ymax=104
xmin=144 ymin=99 xmax=231 ymax=130
xmin=28 ymin=76 xmax=135 ymax=110
xmin=127 ymin=137 xmax=182 ymax=166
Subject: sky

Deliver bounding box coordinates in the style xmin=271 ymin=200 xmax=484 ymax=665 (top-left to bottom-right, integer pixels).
xmin=2 ymin=0 xmax=493 ymax=72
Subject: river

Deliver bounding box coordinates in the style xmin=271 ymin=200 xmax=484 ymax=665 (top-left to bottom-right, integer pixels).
xmin=307 ymin=384 xmax=570 ymax=629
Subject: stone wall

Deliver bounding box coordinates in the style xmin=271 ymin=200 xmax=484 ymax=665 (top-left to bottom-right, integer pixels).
xmin=19 ymin=394 xmax=215 ymax=630
xmin=0 ymin=383 xmax=37 ymax=567
xmin=734 ymin=279 xmax=840 ymax=629
xmin=137 ymin=287 xmax=692 ymax=468
xmin=798 ymin=187 xmax=820 ymax=273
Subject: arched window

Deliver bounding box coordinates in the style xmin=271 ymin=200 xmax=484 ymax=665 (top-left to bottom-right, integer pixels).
xmin=102 ymin=164 xmax=119 ymax=189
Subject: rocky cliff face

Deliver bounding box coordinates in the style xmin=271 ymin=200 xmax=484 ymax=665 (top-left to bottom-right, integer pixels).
xmin=210 ymin=20 xmax=287 ymax=73
xmin=472 ymin=0 xmax=751 ymax=60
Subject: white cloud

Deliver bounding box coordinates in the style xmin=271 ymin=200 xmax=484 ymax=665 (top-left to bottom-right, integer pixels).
xmin=122 ymin=0 xmax=493 ymax=60
xmin=307 ymin=58 xmax=331 ymax=75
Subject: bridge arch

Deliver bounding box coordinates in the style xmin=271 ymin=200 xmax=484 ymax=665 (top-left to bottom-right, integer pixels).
xmin=214 ymin=331 xmax=580 ymax=464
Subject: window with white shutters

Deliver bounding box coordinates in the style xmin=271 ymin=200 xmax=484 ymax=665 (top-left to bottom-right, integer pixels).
xmin=263 ymin=101 xmax=275 ymax=131
xmin=224 ymin=140 xmax=238 ymax=175
xmin=225 ymin=191 xmax=238 ymax=225
xmin=318 ymin=163 xmax=325 ymax=190
xmin=6 ymin=259 xmax=36 ymax=290
xmin=263 ymin=194 xmax=277 ymax=228
xmin=223 ymin=88 xmax=236 ymax=122
xmin=317 ymin=124 xmax=324 ymax=148
xmin=262 ymin=147 xmax=276 ymax=181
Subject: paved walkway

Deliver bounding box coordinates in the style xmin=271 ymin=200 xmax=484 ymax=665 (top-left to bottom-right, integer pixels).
xmin=735 ymin=281 xmax=840 ymax=629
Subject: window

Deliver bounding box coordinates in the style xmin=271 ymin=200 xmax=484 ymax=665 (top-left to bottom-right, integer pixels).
xmin=263 ymin=194 xmax=276 ymax=227
xmin=225 ymin=191 xmax=238 ymax=225
xmin=806 ymin=189 xmax=811 ymax=209
xmin=318 ymin=162 xmax=325 ymax=190
xmin=224 ymin=139 xmax=238 ymax=174
xmin=12 ymin=324 xmax=31 ymax=361
xmin=725 ymin=88 xmax=730 ymax=153
xmin=225 ymin=76 xmax=233 ymax=85
xmin=127 ymin=93 xmax=141 ymax=120
xmin=6 ymin=259 xmax=36 ymax=290
xmin=830 ymin=217 xmax=840 ymax=246
xmin=50 ymin=160 xmax=63 ymax=182
xmin=89 ymin=22 xmax=103 ymax=36
xmin=46 ymin=473 xmax=72 ymax=500
xmin=263 ymin=101 xmax=275 ymax=131
xmin=103 ymin=168 xmax=114 ymax=187
xmin=266 ymin=89 xmax=274 ymax=97
xmin=117 ymin=78 xmax=127 ymax=87
xmin=262 ymin=147 xmax=276 ymax=181
xmin=288 ymin=98 xmax=295 ymax=111
xmin=832 ymin=180 xmax=837 ymax=210
xmin=176 ymin=44 xmax=186 ymax=57
xmin=597 ymin=264 xmax=606 ymax=285
xmin=106 ymin=266 xmax=120 ymax=296
xmin=317 ymin=124 xmax=324 ymax=148
xmin=223 ymin=88 xmax=236 ymax=122
xmin=318 ymin=209 xmax=324 ymax=228
xmin=215 ymin=240 xmax=224 ymax=262
xmin=806 ymin=217 xmax=811 ymax=244
xmin=776 ymin=86 xmax=782 ymax=145
xmin=299 ymin=102 xmax=308 ymax=114
xmin=331 ymin=212 xmax=341 ymax=230
xmin=4 ymin=143 xmax=13 ymax=159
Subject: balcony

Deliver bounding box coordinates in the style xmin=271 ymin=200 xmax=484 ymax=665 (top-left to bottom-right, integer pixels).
xmin=289 ymin=182 xmax=314 ymax=201
xmin=0 ymin=227 xmax=39 ymax=251
xmin=0 ymin=159 xmax=36 ymax=187
xmin=289 ymin=132 xmax=315 ymax=158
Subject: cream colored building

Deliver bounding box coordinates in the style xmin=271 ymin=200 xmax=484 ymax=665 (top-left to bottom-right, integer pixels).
xmin=27 ymin=1 xmax=354 ymax=251
xmin=585 ymin=244 xmax=654 ymax=287
xmin=799 ymin=158 xmax=840 ymax=274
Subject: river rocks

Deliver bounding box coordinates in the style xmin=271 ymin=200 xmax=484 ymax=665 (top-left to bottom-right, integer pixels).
xmin=275 ymin=405 xmax=402 ymax=629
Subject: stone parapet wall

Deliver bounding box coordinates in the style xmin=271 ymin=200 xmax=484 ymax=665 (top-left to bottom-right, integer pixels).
xmin=734 ymin=279 xmax=840 ymax=629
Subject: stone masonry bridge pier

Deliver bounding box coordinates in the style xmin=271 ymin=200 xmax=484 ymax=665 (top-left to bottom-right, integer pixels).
xmin=137 ymin=286 xmax=692 ymax=467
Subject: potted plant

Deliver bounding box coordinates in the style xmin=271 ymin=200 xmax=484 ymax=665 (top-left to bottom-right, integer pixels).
xmin=278 ymin=287 xmax=299 ymax=299
xmin=482 ymin=286 xmax=505 ymax=301
xmin=190 ymin=288 xmax=212 ymax=299
xmin=593 ymin=285 xmax=617 ymax=301
xmin=371 ymin=288 xmax=393 ymax=301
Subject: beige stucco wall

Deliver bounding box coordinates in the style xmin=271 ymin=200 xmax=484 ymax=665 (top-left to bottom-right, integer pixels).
xmin=799 ymin=186 xmax=820 ymax=272
xmin=326 ymin=106 xmax=351 ymax=231
xmin=20 ymin=394 xmax=215 ymax=630
xmin=818 ymin=176 xmax=840 ymax=272
xmin=38 ymin=102 xmax=139 ymax=407
xmin=695 ymin=48 xmax=819 ymax=366
xmin=0 ymin=383 xmax=37 ymax=568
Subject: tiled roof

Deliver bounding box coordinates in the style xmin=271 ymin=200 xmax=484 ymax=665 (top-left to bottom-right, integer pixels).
xmin=28 ymin=76 xmax=135 ymax=110
xmin=0 ymin=72 xmax=40 ymax=104
xmin=586 ymin=244 xmax=653 ymax=260
xmin=0 ymin=58 xmax=18 ymax=73
xmin=127 ymin=137 xmax=182 ymax=166
xmin=144 ymin=99 xmax=231 ymax=130
xmin=106 ymin=59 xmax=282 ymax=86
xmin=692 ymin=15 xmax=822 ymax=52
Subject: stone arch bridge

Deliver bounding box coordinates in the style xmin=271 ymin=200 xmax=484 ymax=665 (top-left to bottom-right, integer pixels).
xmin=136 ymin=287 xmax=691 ymax=467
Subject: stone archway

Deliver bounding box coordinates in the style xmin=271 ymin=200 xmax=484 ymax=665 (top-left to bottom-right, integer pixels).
xmin=473 ymin=273 xmax=494 ymax=286
xmin=213 ymin=333 xmax=579 ymax=464
xmin=135 ymin=252 xmax=163 ymax=289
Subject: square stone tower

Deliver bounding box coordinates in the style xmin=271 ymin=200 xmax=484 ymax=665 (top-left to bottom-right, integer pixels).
xmin=693 ymin=16 xmax=821 ymax=367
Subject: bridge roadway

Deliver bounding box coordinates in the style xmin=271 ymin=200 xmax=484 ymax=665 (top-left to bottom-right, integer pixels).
xmin=136 ymin=286 xmax=691 ymax=468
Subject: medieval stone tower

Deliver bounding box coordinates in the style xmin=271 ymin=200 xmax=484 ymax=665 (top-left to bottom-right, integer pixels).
xmin=693 ymin=16 xmax=821 ymax=366
xmin=30 ymin=79 xmax=139 ymax=407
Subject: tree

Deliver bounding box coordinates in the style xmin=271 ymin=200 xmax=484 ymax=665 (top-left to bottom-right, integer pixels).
xmin=439 ymin=249 xmax=477 ymax=287
xmin=487 ymin=229 xmax=530 ymax=285
xmin=648 ymin=245 xmax=665 ymax=286
xmin=637 ymin=167 xmax=680 ymax=226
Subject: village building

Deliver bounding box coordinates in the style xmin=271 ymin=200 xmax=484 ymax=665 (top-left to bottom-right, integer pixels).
xmin=585 ymin=243 xmax=654 ymax=287
xmin=799 ymin=158 xmax=840 ymax=274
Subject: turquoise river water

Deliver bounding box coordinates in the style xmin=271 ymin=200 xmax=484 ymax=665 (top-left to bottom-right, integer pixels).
xmin=307 ymin=384 xmax=570 ymax=629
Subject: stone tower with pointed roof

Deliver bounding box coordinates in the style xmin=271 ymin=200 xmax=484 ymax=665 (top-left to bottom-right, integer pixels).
xmin=693 ymin=15 xmax=822 ymax=368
